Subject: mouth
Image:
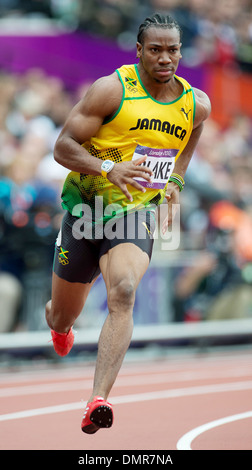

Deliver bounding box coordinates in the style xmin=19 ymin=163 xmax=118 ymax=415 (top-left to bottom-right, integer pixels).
xmin=155 ymin=68 xmax=173 ymax=76
xmin=154 ymin=68 xmax=174 ymax=80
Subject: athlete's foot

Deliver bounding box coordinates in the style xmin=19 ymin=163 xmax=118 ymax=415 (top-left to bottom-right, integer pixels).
xmin=81 ymin=396 xmax=113 ymax=434
xmin=51 ymin=327 xmax=74 ymax=356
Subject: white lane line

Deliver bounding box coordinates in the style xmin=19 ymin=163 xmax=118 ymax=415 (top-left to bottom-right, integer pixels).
xmin=1 ymin=352 xmax=251 ymax=384
xmin=0 ymin=380 xmax=93 ymax=397
xmin=0 ymin=366 xmax=252 ymax=398
xmin=1 ymin=380 xmax=252 ymax=422
xmin=176 ymin=410 xmax=252 ymax=450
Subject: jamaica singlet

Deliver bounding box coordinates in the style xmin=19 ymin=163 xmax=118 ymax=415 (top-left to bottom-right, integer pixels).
xmin=61 ymin=64 xmax=195 ymax=225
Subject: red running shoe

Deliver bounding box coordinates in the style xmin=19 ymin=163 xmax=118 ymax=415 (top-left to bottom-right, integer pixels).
xmin=51 ymin=328 xmax=74 ymax=356
xmin=81 ymin=396 xmax=113 ymax=434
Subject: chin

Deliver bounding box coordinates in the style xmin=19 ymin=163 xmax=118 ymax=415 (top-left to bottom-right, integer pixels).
xmin=154 ymin=77 xmax=172 ymax=84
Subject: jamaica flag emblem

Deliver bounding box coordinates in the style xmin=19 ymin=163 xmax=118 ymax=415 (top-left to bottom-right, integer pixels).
xmin=125 ymin=76 xmax=138 ymax=93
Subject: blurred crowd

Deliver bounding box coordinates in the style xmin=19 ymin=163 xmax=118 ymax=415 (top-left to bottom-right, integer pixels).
xmin=173 ymin=113 xmax=252 ymax=323
xmin=0 ymin=0 xmax=252 ymax=332
xmin=0 ymin=69 xmax=76 ymax=332
xmin=0 ymin=0 xmax=252 ymax=72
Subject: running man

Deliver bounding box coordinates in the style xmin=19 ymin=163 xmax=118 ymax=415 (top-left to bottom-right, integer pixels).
xmin=45 ymin=13 xmax=211 ymax=434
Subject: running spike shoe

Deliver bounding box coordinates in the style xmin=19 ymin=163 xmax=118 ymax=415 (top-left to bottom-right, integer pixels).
xmin=51 ymin=327 xmax=74 ymax=356
xmin=81 ymin=396 xmax=114 ymax=434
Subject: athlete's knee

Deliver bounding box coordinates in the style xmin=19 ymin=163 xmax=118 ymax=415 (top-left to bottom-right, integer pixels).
xmin=45 ymin=300 xmax=54 ymax=329
xmin=45 ymin=300 xmax=66 ymax=332
xmin=107 ymin=277 xmax=136 ymax=313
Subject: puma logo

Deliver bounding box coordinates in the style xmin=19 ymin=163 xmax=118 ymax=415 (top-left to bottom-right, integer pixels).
xmin=180 ymin=108 xmax=191 ymax=120
xmin=142 ymin=222 xmax=152 ymax=237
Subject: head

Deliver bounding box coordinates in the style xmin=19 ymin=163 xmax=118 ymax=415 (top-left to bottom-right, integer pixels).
xmin=136 ymin=13 xmax=183 ymax=83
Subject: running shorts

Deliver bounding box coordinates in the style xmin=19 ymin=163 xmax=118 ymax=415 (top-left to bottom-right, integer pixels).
xmin=53 ymin=209 xmax=156 ymax=284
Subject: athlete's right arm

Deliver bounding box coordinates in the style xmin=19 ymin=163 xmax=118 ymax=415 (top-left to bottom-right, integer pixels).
xmin=54 ymin=73 xmax=152 ymax=201
xmin=54 ymin=73 xmax=120 ymax=175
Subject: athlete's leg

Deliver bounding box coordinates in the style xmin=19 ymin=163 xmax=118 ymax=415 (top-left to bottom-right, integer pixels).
xmin=87 ymin=242 xmax=150 ymax=402
xmin=45 ymin=272 xmax=97 ymax=334
xmin=46 ymin=210 xmax=101 ymax=334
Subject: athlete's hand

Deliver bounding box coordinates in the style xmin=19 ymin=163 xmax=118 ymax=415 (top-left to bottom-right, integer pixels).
xmin=107 ymin=155 xmax=153 ymax=202
xmin=162 ymin=182 xmax=180 ymax=234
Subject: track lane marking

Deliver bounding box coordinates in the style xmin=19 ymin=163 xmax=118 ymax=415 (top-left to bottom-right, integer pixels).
xmin=1 ymin=380 xmax=252 ymax=422
xmin=0 ymin=366 xmax=252 ymax=397
xmin=177 ymin=410 xmax=252 ymax=450
xmin=1 ymin=352 xmax=252 ymax=385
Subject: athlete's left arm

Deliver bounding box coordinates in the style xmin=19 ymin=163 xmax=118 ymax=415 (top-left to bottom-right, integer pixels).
xmin=171 ymin=87 xmax=211 ymax=180
xmin=162 ymin=88 xmax=211 ymax=232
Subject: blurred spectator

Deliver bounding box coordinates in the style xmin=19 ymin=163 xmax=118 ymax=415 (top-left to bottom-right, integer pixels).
xmin=172 ymin=227 xmax=252 ymax=323
xmin=0 ymin=272 xmax=22 ymax=332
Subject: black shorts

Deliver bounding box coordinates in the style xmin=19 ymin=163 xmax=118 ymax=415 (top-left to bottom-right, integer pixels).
xmin=53 ymin=209 xmax=156 ymax=284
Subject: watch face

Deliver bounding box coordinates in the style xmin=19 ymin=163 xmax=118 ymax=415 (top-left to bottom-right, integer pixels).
xmin=102 ymin=160 xmax=114 ymax=172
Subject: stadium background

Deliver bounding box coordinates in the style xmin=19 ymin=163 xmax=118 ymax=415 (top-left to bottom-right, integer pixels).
xmin=0 ymin=0 xmax=252 ymax=358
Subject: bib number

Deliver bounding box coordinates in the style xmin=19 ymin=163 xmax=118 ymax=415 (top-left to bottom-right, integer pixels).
xmin=132 ymin=145 xmax=178 ymax=189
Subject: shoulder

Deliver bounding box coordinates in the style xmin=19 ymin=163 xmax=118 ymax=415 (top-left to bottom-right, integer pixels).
xmin=192 ymin=87 xmax=211 ymax=128
xmin=88 ymin=71 xmax=122 ymax=96
xmin=77 ymin=71 xmax=123 ymax=119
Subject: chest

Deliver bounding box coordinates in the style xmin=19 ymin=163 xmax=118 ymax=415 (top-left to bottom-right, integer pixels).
xmin=112 ymin=95 xmax=193 ymax=145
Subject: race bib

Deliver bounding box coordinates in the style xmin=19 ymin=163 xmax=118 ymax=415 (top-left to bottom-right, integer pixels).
xmin=132 ymin=145 xmax=179 ymax=189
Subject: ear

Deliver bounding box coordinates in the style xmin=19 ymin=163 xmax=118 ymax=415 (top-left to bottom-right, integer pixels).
xmin=136 ymin=41 xmax=142 ymax=59
xmin=179 ymin=43 xmax=182 ymax=60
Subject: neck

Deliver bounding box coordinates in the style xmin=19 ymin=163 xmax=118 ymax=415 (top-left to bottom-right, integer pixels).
xmin=137 ymin=62 xmax=182 ymax=103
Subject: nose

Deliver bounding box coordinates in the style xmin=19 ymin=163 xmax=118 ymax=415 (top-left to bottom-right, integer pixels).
xmin=158 ymin=52 xmax=172 ymax=64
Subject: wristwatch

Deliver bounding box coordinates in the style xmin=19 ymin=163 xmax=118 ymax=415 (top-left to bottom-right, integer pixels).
xmin=101 ymin=159 xmax=115 ymax=178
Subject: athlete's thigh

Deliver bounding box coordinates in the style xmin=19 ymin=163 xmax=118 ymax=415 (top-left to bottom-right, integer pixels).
xmin=99 ymin=209 xmax=155 ymax=291
xmin=99 ymin=242 xmax=150 ymax=293
xmin=53 ymin=211 xmax=101 ymax=284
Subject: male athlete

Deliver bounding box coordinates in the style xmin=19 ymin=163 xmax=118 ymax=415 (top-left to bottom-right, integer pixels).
xmin=45 ymin=13 xmax=211 ymax=434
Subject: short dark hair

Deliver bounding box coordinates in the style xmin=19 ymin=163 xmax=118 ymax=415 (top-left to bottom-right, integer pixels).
xmin=137 ymin=13 xmax=182 ymax=45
